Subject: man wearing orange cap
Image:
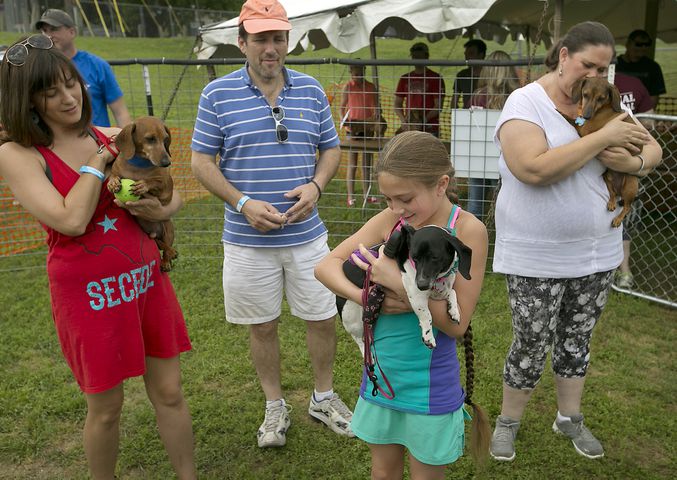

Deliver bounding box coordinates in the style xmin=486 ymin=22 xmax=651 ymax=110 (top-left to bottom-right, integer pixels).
xmin=191 ymin=0 xmax=352 ymax=448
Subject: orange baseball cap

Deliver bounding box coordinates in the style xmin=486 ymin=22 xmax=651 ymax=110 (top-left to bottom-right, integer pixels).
xmin=239 ymin=0 xmax=291 ymax=34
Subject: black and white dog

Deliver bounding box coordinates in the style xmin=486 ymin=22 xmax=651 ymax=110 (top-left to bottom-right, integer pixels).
xmin=340 ymin=224 xmax=472 ymax=353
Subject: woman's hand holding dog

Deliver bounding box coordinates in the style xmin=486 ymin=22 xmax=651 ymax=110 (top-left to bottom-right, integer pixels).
xmin=115 ymin=191 xmax=182 ymax=222
xmin=596 ymin=113 xmax=652 ymax=173
xmin=597 ymin=113 xmax=651 ymax=153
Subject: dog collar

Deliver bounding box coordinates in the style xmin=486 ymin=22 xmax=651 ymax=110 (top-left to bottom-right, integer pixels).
xmin=574 ymin=116 xmax=586 ymax=126
xmin=127 ymin=155 xmax=155 ymax=168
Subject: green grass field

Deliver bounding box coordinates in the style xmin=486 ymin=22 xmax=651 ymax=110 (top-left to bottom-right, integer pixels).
xmin=0 ymin=33 xmax=676 ymax=479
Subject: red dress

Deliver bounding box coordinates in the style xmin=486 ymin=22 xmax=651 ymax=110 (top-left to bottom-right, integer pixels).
xmin=35 ymin=128 xmax=191 ymax=394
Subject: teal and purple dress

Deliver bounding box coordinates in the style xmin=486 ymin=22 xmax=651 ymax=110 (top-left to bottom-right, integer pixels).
xmin=350 ymin=204 xmax=470 ymax=465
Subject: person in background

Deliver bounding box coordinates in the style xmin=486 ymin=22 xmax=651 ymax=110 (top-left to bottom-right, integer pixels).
xmin=451 ymin=39 xmax=487 ymax=109
xmin=616 ymin=29 xmax=666 ymax=109
xmin=36 ymin=9 xmax=131 ymax=127
xmin=190 ymin=0 xmax=354 ymax=449
xmin=315 ymin=131 xmax=490 ymax=479
xmin=0 ymin=37 xmax=195 ymax=479
xmin=394 ymin=42 xmax=446 ymax=137
xmin=613 ymin=71 xmax=655 ymax=289
xmin=466 ymin=50 xmax=521 ymax=221
xmin=489 ymin=21 xmax=661 ymax=462
xmin=341 ymin=63 xmax=380 ymax=207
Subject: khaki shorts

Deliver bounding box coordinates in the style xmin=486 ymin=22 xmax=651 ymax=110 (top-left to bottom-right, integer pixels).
xmin=222 ymin=235 xmax=337 ymax=324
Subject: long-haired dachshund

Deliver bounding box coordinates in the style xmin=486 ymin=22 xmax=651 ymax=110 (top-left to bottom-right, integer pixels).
xmin=569 ymin=77 xmax=640 ymax=228
xmin=107 ymin=116 xmax=177 ymax=271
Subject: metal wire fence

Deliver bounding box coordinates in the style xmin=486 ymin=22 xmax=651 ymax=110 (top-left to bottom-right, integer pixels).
xmin=0 ymin=58 xmax=674 ymax=307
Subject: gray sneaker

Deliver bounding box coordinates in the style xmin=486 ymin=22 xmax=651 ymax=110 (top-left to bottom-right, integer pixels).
xmin=308 ymin=393 xmax=355 ymax=437
xmin=257 ymin=400 xmax=291 ymax=448
xmin=552 ymin=413 xmax=604 ymax=459
xmin=490 ymin=415 xmax=520 ymax=461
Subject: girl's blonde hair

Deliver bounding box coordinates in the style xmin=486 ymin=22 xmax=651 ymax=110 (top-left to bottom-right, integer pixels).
xmin=477 ymin=50 xmax=521 ymax=109
xmin=376 ymin=131 xmax=458 ymax=204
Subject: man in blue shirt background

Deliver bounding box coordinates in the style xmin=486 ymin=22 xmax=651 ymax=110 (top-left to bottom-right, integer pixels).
xmin=36 ymin=9 xmax=131 ymax=128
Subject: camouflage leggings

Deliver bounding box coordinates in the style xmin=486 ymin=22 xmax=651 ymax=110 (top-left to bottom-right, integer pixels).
xmin=503 ymin=271 xmax=614 ymax=390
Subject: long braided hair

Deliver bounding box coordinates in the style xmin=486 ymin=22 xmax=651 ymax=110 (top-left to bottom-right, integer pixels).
xmin=377 ymin=131 xmax=490 ymax=463
xmin=462 ymin=324 xmax=490 ymax=463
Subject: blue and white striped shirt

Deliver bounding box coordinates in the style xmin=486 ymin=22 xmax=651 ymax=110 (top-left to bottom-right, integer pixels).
xmin=191 ymin=66 xmax=340 ymax=247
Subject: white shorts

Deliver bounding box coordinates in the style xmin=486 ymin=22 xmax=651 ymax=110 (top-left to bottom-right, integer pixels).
xmin=222 ymin=235 xmax=338 ymax=324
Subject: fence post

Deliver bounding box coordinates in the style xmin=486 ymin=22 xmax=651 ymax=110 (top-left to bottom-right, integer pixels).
xmin=142 ymin=65 xmax=154 ymax=116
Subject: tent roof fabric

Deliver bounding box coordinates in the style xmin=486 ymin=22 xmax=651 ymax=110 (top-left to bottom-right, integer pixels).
xmin=196 ymin=0 xmax=677 ymax=59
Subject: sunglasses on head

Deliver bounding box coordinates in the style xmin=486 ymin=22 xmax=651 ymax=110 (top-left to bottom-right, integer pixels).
xmin=5 ymin=34 xmax=53 ymax=67
xmin=271 ymin=106 xmax=288 ymax=143
xmin=634 ymin=40 xmax=652 ymax=47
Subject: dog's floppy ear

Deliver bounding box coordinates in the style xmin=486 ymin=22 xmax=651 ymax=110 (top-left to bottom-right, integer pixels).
xmin=384 ymin=224 xmax=412 ymax=268
xmin=163 ymin=124 xmax=172 ymax=155
xmin=570 ymin=78 xmax=585 ymax=104
xmin=115 ymin=122 xmax=137 ymax=159
xmin=609 ymin=84 xmax=623 ymax=113
xmin=445 ymin=235 xmax=473 ymax=280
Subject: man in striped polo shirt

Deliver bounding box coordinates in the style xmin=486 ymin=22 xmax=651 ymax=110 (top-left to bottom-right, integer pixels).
xmin=191 ymin=0 xmax=353 ymax=448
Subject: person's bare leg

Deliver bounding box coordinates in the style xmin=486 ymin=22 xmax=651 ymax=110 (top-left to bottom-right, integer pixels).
xmin=554 ymin=375 xmax=586 ymax=416
xmin=144 ymin=356 xmax=197 ymax=480
xmin=346 ymin=152 xmax=358 ymax=204
xmin=619 ymin=240 xmax=631 ymax=274
xmin=306 ymin=317 xmax=336 ymax=392
xmin=409 ymin=453 xmax=446 ymax=480
xmin=251 ymin=319 xmax=283 ymax=400
xmin=362 ymin=152 xmax=373 ymax=199
xmin=500 ymin=383 xmax=534 ymax=420
xmin=370 ymin=444 xmax=406 ymax=480
xmin=84 ymin=384 xmax=124 ymax=480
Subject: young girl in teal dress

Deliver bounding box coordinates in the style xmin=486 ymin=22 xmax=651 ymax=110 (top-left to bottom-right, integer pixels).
xmin=316 ymin=131 xmax=490 ymax=478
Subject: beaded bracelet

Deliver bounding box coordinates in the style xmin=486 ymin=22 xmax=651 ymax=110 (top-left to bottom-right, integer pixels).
xmin=79 ymin=165 xmax=105 ymax=182
xmin=236 ymin=195 xmax=251 ymax=212
xmin=309 ymin=179 xmax=322 ymax=200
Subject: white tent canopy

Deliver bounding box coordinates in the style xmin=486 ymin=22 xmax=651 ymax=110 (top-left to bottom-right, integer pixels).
xmin=196 ymin=0 xmax=497 ymax=59
xmin=196 ymin=0 xmax=677 ymax=59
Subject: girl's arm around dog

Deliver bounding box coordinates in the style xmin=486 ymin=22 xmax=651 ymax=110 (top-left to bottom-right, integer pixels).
xmin=429 ymin=210 xmax=488 ymax=339
xmin=315 ymin=209 xmax=402 ymax=306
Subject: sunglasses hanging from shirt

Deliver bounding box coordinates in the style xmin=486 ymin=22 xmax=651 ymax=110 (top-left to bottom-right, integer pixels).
xmin=271 ymin=106 xmax=288 ymax=143
xmin=5 ymin=34 xmax=53 ymax=67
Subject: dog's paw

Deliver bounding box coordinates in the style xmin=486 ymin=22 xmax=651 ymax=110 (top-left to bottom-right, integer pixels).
xmin=611 ymin=216 xmax=623 ymax=228
xmin=107 ymin=177 xmax=121 ymax=193
xmin=607 ymin=199 xmax=616 ymax=212
xmin=421 ymin=330 xmax=436 ymax=349
xmin=447 ymin=303 xmax=461 ymax=324
xmin=131 ymin=180 xmax=150 ymax=196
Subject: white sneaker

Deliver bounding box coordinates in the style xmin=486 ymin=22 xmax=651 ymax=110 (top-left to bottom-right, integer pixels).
xmin=308 ymin=393 xmax=355 ymax=437
xmin=257 ymin=400 xmax=291 ymax=448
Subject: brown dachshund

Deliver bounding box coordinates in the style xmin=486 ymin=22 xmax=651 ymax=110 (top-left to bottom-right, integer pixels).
xmin=107 ymin=116 xmax=177 ymax=271
xmin=568 ymin=77 xmax=640 ymax=228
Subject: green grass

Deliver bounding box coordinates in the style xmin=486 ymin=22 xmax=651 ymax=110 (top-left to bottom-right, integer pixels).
xmin=1 ymin=249 xmax=675 ymax=479
xmin=0 ymin=32 xmax=676 ymax=479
